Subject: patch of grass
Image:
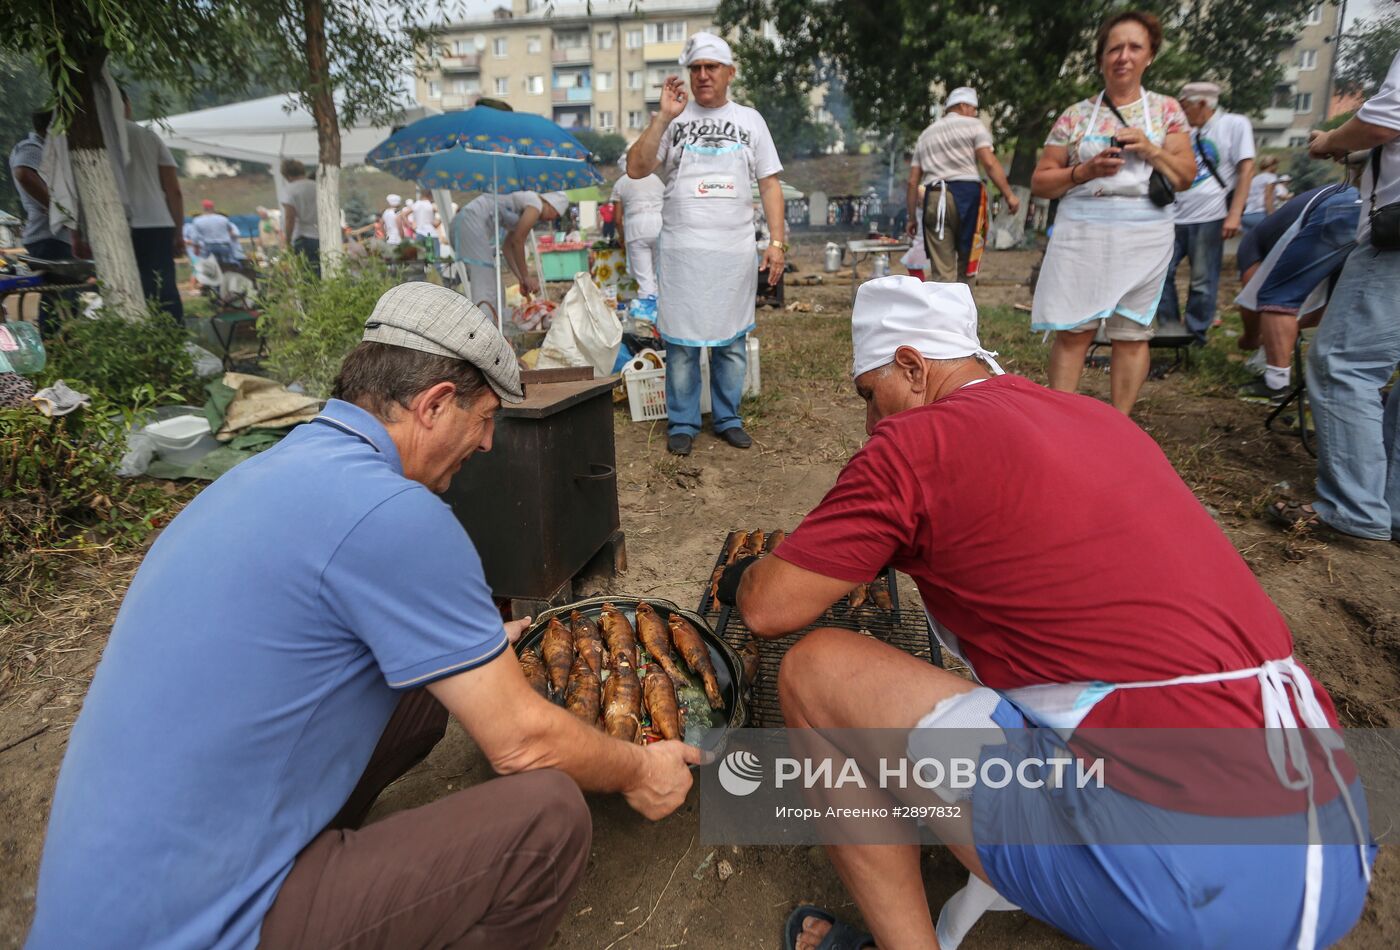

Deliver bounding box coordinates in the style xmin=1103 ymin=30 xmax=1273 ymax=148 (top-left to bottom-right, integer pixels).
xmin=977 ymin=305 xmax=1049 ymax=382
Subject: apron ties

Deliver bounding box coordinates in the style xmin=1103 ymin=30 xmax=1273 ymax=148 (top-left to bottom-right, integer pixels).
xmin=926 ymin=605 xmax=1367 ymax=950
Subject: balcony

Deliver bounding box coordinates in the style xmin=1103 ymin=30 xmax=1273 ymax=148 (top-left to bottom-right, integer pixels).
xmin=552 ymin=45 xmax=592 ymax=64
xmin=644 ymin=40 xmax=685 ymax=62
xmin=1281 ymin=65 xmax=1299 ymax=85
xmin=440 ymin=53 xmax=479 ymax=72
xmin=1258 ymin=106 xmax=1296 ymax=130
xmin=552 ymin=86 xmax=593 ymax=104
xmin=441 ymin=94 xmax=474 ymax=111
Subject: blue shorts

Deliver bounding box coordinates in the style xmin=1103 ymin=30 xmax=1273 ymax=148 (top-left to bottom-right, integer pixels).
xmin=1253 ymin=193 xmax=1359 ymax=313
xmin=972 ymin=699 xmax=1375 ymax=949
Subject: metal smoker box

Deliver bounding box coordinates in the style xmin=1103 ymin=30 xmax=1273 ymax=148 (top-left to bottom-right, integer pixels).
xmin=441 ymin=375 xmax=624 ymax=613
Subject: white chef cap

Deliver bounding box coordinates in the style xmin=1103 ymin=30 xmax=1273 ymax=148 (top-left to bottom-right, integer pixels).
xmin=946 ymin=87 xmax=979 ymax=109
xmin=386 ymin=193 xmax=402 ymax=207
xmin=680 ymin=31 xmax=733 ymax=67
xmin=542 ymin=191 xmax=570 ymax=215
xmin=851 ymin=276 xmax=1003 ymax=377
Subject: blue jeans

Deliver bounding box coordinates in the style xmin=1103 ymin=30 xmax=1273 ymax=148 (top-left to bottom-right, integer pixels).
xmin=1155 ymin=219 xmax=1224 ymax=341
xmin=1305 ymin=240 xmax=1400 ymax=540
xmin=1240 ymin=211 xmax=1266 ymax=234
xmin=665 ymin=337 xmax=746 ymax=437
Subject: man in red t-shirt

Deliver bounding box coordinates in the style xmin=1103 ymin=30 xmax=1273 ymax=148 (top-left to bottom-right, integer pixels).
xmin=718 ymin=276 xmax=1372 ymax=950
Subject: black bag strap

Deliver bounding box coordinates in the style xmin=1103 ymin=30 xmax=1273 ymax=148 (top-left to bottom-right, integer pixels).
xmin=1101 ymin=92 xmax=1132 ymax=135
xmin=1193 ymin=129 xmax=1228 ymax=191
xmin=1371 ymin=146 xmax=1384 ymax=213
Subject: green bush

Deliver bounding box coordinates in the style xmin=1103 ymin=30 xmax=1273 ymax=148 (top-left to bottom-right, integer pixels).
xmin=256 ymin=256 xmax=398 ymax=398
xmin=45 ymin=302 xmax=199 ymax=404
xmin=1 ymin=390 xmax=190 ymax=591
xmin=574 ymin=129 xmax=627 ymax=166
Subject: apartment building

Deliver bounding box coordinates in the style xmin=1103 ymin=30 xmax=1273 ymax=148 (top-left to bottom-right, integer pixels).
xmin=1255 ymin=1 xmax=1344 ymax=147
xmin=416 ymin=0 xmax=723 ymax=139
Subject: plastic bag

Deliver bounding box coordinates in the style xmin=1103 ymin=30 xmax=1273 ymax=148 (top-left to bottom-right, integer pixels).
xmin=118 ymin=430 xmax=157 ymax=478
xmin=535 ymin=273 xmax=622 ymax=375
xmin=185 ymin=342 xmax=223 ymax=379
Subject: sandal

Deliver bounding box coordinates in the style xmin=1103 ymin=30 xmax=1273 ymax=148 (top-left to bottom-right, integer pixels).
xmin=783 ymin=904 xmax=875 ymax=950
xmin=1269 ymin=499 xmax=1389 ymax=543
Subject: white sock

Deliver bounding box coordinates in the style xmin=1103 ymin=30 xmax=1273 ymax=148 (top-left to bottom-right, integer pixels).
xmin=935 ymin=873 xmax=1020 ymax=950
xmin=1264 ymin=364 xmax=1291 ymax=390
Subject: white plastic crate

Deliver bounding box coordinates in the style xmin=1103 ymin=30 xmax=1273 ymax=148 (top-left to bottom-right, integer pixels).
xmin=620 ymin=339 xmax=761 ymax=423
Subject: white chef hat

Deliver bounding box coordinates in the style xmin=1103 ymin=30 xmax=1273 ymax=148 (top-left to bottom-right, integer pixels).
xmin=851 ymin=276 xmax=1003 ymax=377
xmin=386 ymin=193 xmax=402 ymax=207
xmin=542 ymin=191 xmax=570 ymax=215
xmin=946 ymin=87 xmax=979 ymax=109
xmin=680 ymin=31 xmax=733 ymax=67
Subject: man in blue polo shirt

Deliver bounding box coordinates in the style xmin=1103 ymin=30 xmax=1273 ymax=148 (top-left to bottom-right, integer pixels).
xmin=28 ymin=283 xmax=700 ymax=950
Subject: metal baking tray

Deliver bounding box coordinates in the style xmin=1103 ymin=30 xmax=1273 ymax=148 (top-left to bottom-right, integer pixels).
xmin=514 ymin=594 xmax=748 ymax=754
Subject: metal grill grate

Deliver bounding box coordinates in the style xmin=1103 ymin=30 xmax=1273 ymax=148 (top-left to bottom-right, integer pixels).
xmin=697 ymin=531 xmax=943 ymax=729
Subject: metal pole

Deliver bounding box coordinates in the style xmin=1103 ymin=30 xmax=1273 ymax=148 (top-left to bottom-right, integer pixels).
xmin=493 ymin=153 xmax=504 ymax=331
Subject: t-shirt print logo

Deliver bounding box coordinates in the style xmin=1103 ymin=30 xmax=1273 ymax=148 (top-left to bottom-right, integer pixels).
xmin=1192 ymin=136 xmax=1221 ymax=188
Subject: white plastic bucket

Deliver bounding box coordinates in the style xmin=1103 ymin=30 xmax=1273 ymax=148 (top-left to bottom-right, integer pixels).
xmin=144 ymin=414 xmax=220 ymax=466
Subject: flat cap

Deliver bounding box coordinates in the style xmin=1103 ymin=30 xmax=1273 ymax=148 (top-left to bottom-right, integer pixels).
xmin=362 ymin=282 xmax=524 ymax=404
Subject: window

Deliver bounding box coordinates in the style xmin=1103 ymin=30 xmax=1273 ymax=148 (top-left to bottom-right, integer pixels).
xmin=596 ymin=71 xmax=612 ymax=91
xmin=627 ymin=70 xmax=643 ymax=90
xmin=554 ymin=31 xmax=587 ymax=49
xmin=527 ymin=35 xmax=542 ymax=54
xmin=1294 ymin=92 xmax=1313 ymax=113
xmin=645 ymin=21 xmax=687 ymax=43
xmin=492 ymin=37 xmax=508 ymax=57
xmin=597 ymin=110 xmax=615 ymax=129
xmin=645 ymin=65 xmax=670 ymax=95
xmin=428 ymin=80 xmax=442 ymax=99
xmin=1306 ymin=4 xmax=1323 ymax=25
xmin=1298 ymin=48 xmax=1317 ymax=71
xmin=452 ymin=78 xmax=473 ymax=94
xmin=625 ymin=29 xmax=643 ymax=49
xmin=494 ymin=77 xmax=509 ymax=95
xmin=527 ymin=75 xmax=544 ymax=95
xmin=597 ymin=30 xmax=613 ymax=50
xmin=627 ymin=110 xmax=645 ymax=130
xmin=1288 ymin=135 xmax=1309 ymax=147
xmin=453 ymin=39 xmax=472 ymax=55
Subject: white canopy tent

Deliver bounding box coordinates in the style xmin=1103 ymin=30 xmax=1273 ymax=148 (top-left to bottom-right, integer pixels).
xmin=143 ymin=92 xmax=438 ymax=168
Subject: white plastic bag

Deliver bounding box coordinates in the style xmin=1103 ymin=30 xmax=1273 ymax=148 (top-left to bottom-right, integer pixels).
xmin=185 ymin=342 xmax=223 ymax=379
xmin=535 ymin=273 xmax=622 ymax=375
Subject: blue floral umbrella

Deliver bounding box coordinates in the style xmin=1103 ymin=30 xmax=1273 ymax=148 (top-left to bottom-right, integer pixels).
xmin=366 ymin=108 xmax=603 ymax=322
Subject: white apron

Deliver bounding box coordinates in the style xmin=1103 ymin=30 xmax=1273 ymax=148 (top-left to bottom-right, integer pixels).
xmin=656 ymin=137 xmax=758 ymax=347
xmin=1030 ymin=93 xmax=1176 ymax=332
xmin=927 ymin=611 xmax=1372 ymax=950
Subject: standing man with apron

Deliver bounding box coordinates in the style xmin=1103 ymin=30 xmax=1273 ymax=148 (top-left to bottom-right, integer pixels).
xmin=627 ymin=31 xmax=787 ymax=457
xmin=611 ymin=150 xmax=665 ymax=310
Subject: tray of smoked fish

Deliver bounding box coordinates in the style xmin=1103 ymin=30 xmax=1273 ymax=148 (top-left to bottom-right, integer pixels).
xmin=514 ymin=595 xmax=749 ymax=755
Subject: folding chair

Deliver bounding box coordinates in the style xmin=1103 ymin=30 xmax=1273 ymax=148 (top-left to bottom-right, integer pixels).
xmin=1265 ymin=334 xmax=1315 ymax=457
xmin=1086 ymin=319 xmax=1195 ymax=376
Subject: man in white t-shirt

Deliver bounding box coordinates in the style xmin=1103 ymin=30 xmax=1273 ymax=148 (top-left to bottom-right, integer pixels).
xmin=906 ymin=88 xmax=1019 ymax=283
xmin=610 ymin=162 xmax=665 ymax=300
xmin=410 ymin=189 xmax=437 ymax=258
xmin=1156 ymin=81 xmax=1255 ymax=343
xmin=121 ymin=91 xmax=184 ymax=322
xmin=1286 ymin=50 xmax=1400 ymax=541
xmin=280 ymin=158 xmax=320 ymax=273
xmin=382 ymin=194 xmax=404 ymax=246
xmin=626 ymin=31 xmax=786 ymax=456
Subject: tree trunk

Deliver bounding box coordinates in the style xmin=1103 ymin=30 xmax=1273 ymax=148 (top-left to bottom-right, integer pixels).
xmin=68 ymin=53 xmax=143 ymax=316
xmin=302 ymin=0 xmax=343 ymax=275
xmin=1008 ymin=111 xmax=1049 ymax=187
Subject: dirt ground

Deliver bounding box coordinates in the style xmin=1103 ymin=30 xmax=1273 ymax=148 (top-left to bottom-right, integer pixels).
xmin=2 ymin=241 xmax=1398 ymax=948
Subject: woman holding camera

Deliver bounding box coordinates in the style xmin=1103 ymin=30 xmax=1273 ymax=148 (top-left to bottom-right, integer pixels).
xmin=1030 ymin=10 xmax=1196 ymax=415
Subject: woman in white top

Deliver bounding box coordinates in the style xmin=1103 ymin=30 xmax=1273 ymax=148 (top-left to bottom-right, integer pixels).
xmin=1029 ymin=10 xmax=1196 ymax=416
xmin=611 ymin=152 xmax=665 ymax=299
xmin=449 ymin=191 xmax=569 ymax=310
xmin=1242 ymin=154 xmax=1280 ymax=232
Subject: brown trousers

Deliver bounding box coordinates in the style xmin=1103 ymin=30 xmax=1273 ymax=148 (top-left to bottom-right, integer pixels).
xmin=259 ymin=690 xmax=591 ymax=950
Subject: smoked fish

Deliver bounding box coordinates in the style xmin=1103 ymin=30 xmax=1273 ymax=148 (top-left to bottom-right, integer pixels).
xmin=741 ymin=529 xmax=765 ymax=558
xmin=571 ymin=610 xmax=605 ymax=676
xmin=723 ymin=530 xmax=748 ymax=564
xmin=668 ymin=614 xmax=725 ymax=710
xmin=604 ymin=658 xmax=643 ymax=743
xmin=643 ymin=669 xmax=683 ymax=740
xmin=599 ymin=603 xmax=638 ymax=670
xmin=738 ymin=638 xmax=761 ymax=690
xmin=635 ymin=603 xmax=690 ymax=686
xmin=519 ymin=647 xmax=549 ymax=697
xmin=564 ymin=654 xmax=601 ymax=726
xmin=848 ymin=583 xmax=869 ymax=610
xmin=762 ymin=528 xmax=785 ymax=554
xmin=870 ymin=575 xmax=894 ymax=611
xmin=541 ymin=617 xmax=575 ymax=694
